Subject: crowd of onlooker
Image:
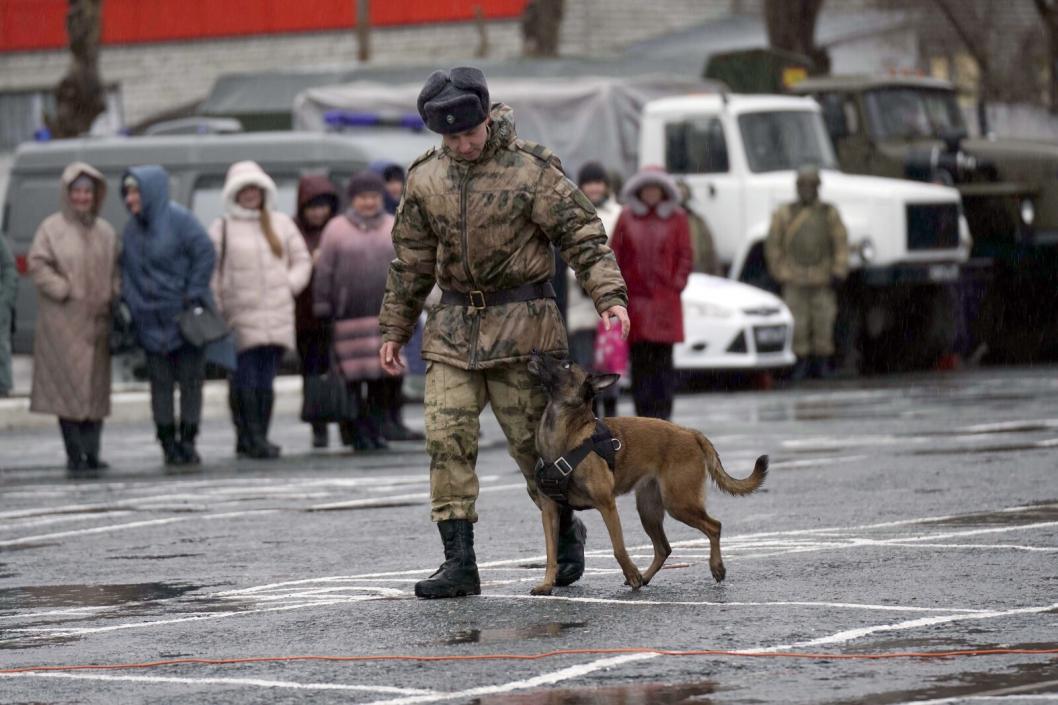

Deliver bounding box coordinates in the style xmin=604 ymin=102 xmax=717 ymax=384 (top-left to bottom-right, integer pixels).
xmin=0 ymin=155 xmax=730 ymax=479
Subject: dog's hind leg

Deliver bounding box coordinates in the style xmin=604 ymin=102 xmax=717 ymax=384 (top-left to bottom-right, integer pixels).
xmin=668 ymin=503 xmax=726 ymax=583
xmin=596 ymin=499 xmax=644 ymax=590
xmin=635 ymin=479 xmax=671 ymax=585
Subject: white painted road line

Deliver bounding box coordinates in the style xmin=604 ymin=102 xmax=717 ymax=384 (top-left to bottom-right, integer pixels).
xmin=751 ymin=602 xmax=1058 ymax=653
xmin=359 ymin=653 xmax=660 ymax=705
xmin=0 ymin=671 xmax=440 ymax=696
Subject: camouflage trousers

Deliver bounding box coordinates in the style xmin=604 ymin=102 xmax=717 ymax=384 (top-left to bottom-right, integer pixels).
xmin=783 ymin=284 xmax=837 ymax=357
xmin=424 ymin=360 xmax=547 ymax=522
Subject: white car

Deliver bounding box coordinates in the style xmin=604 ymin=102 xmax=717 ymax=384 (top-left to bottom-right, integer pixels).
xmin=675 ymin=274 xmax=795 ymax=372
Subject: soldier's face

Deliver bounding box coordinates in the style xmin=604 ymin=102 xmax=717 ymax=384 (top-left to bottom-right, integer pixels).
xmin=442 ymin=119 xmax=490 ymax=162
xmin=797 ymin=178 xmax=820 ymax=204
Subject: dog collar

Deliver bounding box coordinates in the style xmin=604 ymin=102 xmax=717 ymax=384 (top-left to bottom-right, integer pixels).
xmin=535 ymin=419 xmax=621 ymax=505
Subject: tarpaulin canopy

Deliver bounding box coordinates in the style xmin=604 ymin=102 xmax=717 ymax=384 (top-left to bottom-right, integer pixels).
xmin=293 ymin=74 xmax=716 ymax=179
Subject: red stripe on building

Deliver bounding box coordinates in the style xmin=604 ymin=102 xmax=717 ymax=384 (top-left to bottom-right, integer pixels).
xmin=1 ymin=0 xmax=527 ymax=53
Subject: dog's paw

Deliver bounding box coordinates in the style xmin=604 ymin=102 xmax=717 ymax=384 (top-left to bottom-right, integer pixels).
xmin=710 ymin=561 xmax=726 ymax=583
xmin=625 ymin=570 xmax=644 ymax=591
xmin=530 ymin=583 xmax=554 ymax=596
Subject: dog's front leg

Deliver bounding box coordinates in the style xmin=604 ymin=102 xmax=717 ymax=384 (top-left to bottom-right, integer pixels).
xmin=597 ymin=500 xmax=643 ymax=590
xmin=531 ymin=498 xmax=562 ymax=595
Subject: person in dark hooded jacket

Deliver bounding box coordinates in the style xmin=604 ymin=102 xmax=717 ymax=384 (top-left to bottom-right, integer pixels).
xmin=293 ymin=174 xmax=341 ymax=448
xmin=120 ymin=165 xmax=215 ymax=467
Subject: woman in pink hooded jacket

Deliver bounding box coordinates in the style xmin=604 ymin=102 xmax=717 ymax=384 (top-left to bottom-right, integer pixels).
xmin=209 ymin=161 xmax=312 ymax=459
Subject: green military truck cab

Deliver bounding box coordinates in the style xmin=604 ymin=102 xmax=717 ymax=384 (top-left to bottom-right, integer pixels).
xmin=789 ymin=74 xmax=1058 ymax=362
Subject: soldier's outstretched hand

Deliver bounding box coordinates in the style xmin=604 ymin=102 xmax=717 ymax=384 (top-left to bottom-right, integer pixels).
xmin=602 ymin=305 xmax=630 ymax=340
xmin=379 ymin=341 xmax=406 ymax=376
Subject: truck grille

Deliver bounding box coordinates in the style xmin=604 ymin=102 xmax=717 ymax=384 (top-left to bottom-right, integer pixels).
xmin=906 ymin=203 xmax=959 ymax=251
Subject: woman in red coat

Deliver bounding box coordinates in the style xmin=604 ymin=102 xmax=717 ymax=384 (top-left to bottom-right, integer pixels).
xmin=610 ymin=168 xmax=692 ymax=419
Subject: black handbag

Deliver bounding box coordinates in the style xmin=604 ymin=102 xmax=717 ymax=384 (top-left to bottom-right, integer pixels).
xmin=301 ymin=370 xmax=358 ymax=423
xmin=177 ymin=303 xmax=228 ymax=347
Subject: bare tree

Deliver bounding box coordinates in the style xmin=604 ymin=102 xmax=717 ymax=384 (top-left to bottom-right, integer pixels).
xmin=45 ymin=0 xmax=106 ymax=138
xmin=929 ymin=0 xmax=997 ymax=131
xmin=1035 ymin=0 xmax=1058 ymax=113
xmin=522 ymin=0 xmax=564 ymax=57
xmin=763 ymin=0 xmax=830 ymax=74
xmin=356 ymin=0 xmax=371 ymax=62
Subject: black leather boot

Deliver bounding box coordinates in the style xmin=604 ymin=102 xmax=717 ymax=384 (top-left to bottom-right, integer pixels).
xmin=156 ymin=424 xmax=182 ymax=466
xmin=229 ymin=384 xmax=250 ymax=457
xmin=789 ymin=357 xmax=810 ymax=382
xmin=178 ymin=422 xmax=202 ymax=465
xmin=414 ymin=519 xmax=481 ymax=599
xmin=60 ymin=419 xmax=87 ymax=477
xmin=555 ymin=508 xmax=587 ymax=587
xmin=81 ymin=421 xmax=108 ymax=473
xmin=311 ymin=422 xmax=329 ymax=449
xmin=259 ymin=388 xmax=282 ymax=457
xmin=240 ymin=389 xmax=279 ymax=460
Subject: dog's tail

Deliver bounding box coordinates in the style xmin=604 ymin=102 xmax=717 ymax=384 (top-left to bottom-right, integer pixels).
xmin=694 ymin=432 xmax=768 ymax=496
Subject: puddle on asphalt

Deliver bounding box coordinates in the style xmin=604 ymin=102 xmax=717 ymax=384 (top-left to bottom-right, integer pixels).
xmin=838 ymin=656 xmax=1058 ymax=705
xmin=444 ymin=622 xmax=588 ymax=645
xmin=105 ymin=553 xmax=205 ymax=561
xmin=921 ymin=502 xmax=1058 ymax=527
xmin=0 ymin=581 xmax=201 ymax=611
xmin=472 ymin=680 xmax=719 ymax=704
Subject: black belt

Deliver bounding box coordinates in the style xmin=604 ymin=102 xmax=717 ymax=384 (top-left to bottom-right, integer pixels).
xmin=439 ymin=282 xmax=555 ymax=309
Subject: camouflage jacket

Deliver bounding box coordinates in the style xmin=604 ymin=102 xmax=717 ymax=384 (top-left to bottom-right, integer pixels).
xmin=764 ymin=201 xmax=849 ymax=287
xmin=379 ymin=104 xmax=627 ymax=370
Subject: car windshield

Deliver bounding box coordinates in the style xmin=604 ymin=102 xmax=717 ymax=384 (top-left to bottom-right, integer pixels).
xmin=864 ymin=87 xmax=967 ymax=140
xmin=738 ymin=110 xmax=837 ymax=173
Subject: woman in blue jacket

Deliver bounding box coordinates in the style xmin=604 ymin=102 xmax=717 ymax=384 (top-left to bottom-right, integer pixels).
xmin=120 ymin=165 xmax=215 ymax=466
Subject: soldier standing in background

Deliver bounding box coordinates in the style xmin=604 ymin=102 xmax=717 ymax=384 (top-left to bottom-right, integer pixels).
xmin=378 ymin=66 xmax=628 ymax=599
xmin=765 ymin=165 xmax=849 ymax=380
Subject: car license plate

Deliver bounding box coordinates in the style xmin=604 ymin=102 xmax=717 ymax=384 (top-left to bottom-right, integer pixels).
xmin=754 ymin=325 xmax=786 ymax=346
xmin=928 ymin=264 xmax=959 ymax=282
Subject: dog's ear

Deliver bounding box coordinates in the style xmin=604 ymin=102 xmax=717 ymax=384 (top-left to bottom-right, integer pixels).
xmin=589 ymin=373 xmax=620 ymax=393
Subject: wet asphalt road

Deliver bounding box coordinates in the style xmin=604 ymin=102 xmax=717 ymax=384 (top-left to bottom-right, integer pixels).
xmin=1 ymin=366 xmax=1056 ymax=705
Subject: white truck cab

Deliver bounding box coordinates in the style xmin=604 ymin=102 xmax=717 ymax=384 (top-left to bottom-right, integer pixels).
xmin=639 ymin=93 xmax=972 ymax=371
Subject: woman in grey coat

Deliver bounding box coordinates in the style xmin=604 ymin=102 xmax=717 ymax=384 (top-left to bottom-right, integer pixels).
xmin=28 ymin=162 xmax=120 ymax=477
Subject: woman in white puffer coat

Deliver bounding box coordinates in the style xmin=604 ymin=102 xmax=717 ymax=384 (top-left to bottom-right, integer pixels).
xmin=210 ymin=161 xmax=311 ymax=459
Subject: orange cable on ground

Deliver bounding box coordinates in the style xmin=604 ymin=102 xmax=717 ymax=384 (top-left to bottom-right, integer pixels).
xmin=2 ymin=647 xmax=1057 ymax=675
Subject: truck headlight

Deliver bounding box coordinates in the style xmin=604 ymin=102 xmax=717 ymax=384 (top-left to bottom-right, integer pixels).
xmin=858 ymin=239 xmax=876 ymax=263
xmin=1020 ymin=199 xmax=1035 ymax=226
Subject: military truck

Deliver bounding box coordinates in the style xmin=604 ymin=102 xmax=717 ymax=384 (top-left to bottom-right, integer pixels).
xmin=703 ymin=48 xmax=1058 ymax=362
xmin=639 ymin=93 xmax=971 ymax=373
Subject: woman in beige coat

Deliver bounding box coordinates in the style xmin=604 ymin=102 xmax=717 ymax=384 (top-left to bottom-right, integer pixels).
xmin=29 ymin=162 xmax=120 ymax=477
xmin=209 ymin=161 xmax=311 ymax=459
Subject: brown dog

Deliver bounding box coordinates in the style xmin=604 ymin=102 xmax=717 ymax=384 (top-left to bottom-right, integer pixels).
xmin=526 ymin=352 xmax=768 ymax=596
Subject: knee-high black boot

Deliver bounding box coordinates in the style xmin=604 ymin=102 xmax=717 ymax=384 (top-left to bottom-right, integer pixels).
xmin=229 ymin=384 xmax=250 ymax=457
xmin=80 ymin=420 xmax=108 ymax=471
xmin=414 ymin=519 xmax=481 ymax=599
xmin=59 ymin=418 xmax=86 ymax=475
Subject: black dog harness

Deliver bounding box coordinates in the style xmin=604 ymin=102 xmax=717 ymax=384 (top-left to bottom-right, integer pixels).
xmin=535 ymin=419 xmax=621 ymax=505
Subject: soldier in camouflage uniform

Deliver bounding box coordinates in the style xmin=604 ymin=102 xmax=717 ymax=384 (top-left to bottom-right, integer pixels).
xmin=378 ymin=67 xmax=629 ymax=599
xmin=764 ymin=165 xmax=849 ymax=380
